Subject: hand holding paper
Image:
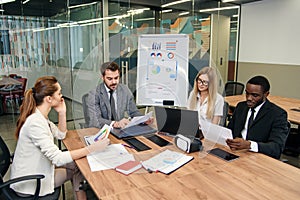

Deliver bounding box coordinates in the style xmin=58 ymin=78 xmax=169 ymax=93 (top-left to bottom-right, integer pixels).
xmin=84 ymin=124 xmax=112 ymax=145
xmin=200 ymin=120 xmax=233 ymax=146
xmin=124 ymin=111 xmax=153 ymax=129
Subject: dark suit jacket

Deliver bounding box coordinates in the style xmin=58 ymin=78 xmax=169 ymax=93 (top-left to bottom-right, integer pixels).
xmin=227 ymin=99 xmax=288 ymax=159
xmin=87 ymin=83 xmax=142 ymax=128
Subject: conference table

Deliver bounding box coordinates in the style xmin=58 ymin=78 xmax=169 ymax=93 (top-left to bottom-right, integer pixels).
xmin=63 ymin=128 xmax=300 ymax=199
xmin=225 ymin=94 xmax=300 ymax=125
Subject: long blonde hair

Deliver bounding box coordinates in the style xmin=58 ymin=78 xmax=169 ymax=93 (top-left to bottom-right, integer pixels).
xmin=15 ymin=76 xmax=58 ymax=139
xmin=189 ymin=66 xmax=218 ymax=119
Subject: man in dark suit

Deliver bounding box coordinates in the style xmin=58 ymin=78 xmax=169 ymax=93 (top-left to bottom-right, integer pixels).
xmin=87 ymin=62 xmax=143 ymax=129
xmin=226 ymin=76 xmax=288 ymax=159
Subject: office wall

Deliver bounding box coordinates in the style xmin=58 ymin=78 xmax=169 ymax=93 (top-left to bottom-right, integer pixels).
xmin=238 ymin=0 xmax=300 ymax=99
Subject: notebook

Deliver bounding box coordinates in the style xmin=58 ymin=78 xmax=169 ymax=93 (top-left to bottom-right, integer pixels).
xmin=115 ymin=160 xmax=142 ymax=175
xmin=154 ymin=106 xmax=199 ymax=138
xmin=110 ymin=123 xmax=157 ymax=139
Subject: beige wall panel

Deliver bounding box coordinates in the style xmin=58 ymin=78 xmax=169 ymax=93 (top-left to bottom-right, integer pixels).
xmin=237 ymin=62 xmax=300 ymax=99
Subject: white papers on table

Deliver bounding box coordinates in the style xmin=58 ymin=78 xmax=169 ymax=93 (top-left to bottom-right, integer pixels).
xmin=200 ymin=120 xmax=233 ymax=146
xmin=86 ymin=144 xmax=135 ymax=172
xmin=124 ymin=111 xmax=153 ymax=129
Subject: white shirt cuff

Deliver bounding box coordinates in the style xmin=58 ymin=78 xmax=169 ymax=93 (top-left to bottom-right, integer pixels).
xmin=249 ymin=141 xmax=258 ymax=152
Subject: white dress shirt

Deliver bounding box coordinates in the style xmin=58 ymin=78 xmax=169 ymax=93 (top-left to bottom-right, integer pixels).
xmin=241 ymin=102 xmax=265 ymax=152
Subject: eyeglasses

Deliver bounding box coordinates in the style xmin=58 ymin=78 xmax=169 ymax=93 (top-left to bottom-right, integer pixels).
xmin=197 ymin=78 xmax=209 ymax=86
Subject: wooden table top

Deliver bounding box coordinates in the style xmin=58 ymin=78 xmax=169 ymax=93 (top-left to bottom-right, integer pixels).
xmin=0 ymin=76 xmax=22 ymax=87
xmin=225 ymin=94 xmax=300 ymax=125
xmin=63 ymin=128 xmax=300 ymax=199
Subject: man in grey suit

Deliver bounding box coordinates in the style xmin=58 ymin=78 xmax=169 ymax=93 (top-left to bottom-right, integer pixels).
xmin=87 ymin=62 xmax=142 ymax=129
xmin=226 ymin=76 xmax=288 ymax=159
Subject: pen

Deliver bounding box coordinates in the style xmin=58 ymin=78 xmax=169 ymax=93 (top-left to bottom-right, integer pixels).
xmin=121 ymin=143 xmax=135 ymax=149
xmin=94 ymin=129 xmax=106 ymax=142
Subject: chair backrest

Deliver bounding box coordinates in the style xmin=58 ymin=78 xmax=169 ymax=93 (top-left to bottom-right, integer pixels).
xmin=219 ymin=101 xmax=229 ymax=127
xmin=82 ymin=93 xmax=90 ymax=128
xmin=225 ymin=81 xmax=244 ymax=96
xmin=0 ymin=136 xmax=11 ymax=178
xmin=16 ymin=78 xmax=27 ymax=94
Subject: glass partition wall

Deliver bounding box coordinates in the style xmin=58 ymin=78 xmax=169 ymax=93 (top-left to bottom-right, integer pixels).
xmin=0 ymin=0 xmax=240 ymax=128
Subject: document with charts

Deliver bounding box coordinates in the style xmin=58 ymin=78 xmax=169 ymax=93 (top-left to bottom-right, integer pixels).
xmin=141 ymin=149 xmax=193 ymax=174
xmin=84 ymin=124 xmax=111 ymax=145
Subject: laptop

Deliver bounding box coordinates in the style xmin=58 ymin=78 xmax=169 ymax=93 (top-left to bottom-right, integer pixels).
xmin=154 ymin=106 xmax=199 ymax=138
xmin=110 ymin=123 xmax=157 ymax=139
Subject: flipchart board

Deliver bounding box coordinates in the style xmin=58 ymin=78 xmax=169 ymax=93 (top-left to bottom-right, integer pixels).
xmin=136 ymin=34 xmax=189 ymax=107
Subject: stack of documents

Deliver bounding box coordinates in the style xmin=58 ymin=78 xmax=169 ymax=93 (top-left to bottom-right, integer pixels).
xmin=87 ymin=144 xmax=135 ymax=172
xmin=141 ymin=149 xmax=193 ymax=174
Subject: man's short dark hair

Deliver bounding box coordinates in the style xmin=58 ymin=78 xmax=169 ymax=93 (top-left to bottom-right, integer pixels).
xmin=247 ymin=75 xmax=270 ymax=93
xmin=100 ymin=62 xmax=120 ymax=76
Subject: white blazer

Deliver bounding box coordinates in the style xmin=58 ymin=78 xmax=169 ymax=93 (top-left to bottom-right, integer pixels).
xmin=10 ymin=109 xmax=73 ymax=196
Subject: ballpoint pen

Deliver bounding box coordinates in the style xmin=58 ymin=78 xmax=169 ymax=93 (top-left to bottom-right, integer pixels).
xmin=121 ymin=143 xmax=135 ymax=149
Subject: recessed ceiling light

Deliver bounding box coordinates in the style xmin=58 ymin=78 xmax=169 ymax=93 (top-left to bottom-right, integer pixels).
xmin=0 ymin=0 xmax=16 ymax=4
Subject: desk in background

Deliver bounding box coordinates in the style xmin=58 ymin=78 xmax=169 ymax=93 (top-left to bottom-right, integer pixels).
xmin=0 ymin=76 xmax=22 ymax=87
xmin=225 ymin=94 xmax=300 ymax=125
xmin=63 ymin=128 xmax=300 ymax=199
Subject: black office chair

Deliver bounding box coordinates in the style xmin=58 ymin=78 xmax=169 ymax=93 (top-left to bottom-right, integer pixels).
xmin=224 ymin=81 xmax=245 ymax=96
xmin=79 ymin=93 xmax=90 ymax=128
xmin=0 ymin=136 xmax=61 ymax=200
xmin=219 ymin=101 xmax=229 ymax=127
xmin=283 ymin=122 xmax=300 ymax=157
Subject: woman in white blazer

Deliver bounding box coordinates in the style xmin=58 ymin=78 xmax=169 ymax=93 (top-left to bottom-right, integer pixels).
xmin=10 ymin=76 xmax=109 ymax=200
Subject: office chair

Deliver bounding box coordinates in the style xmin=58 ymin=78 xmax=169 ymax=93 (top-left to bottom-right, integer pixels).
xmin=0 ymin=77 xmax=27 ymax=113
xmin=224 ymin=81 xmax=244 ymax=96
xmin=0 ymin=136 xmax=61 ymax=200
xmin=219 ymin=101 xmax=229 ymax=127
xmin=79 ymin=93 xmax=90 ymax=128
xmin=283 ymin=122 xmax=300 ymax=157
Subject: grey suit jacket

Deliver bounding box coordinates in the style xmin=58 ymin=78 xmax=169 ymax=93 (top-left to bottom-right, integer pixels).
xmin=86 ymin=83 xmax=142 ymax=128
xmin=227 ymin=99 xmax=288 ymax=159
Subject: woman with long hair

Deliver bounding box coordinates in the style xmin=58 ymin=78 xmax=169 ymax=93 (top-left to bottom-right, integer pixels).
xmin=188 ymin=66 xmax=224 ymax=125
xmin=10 ymin=76 xmax=109 ymax=199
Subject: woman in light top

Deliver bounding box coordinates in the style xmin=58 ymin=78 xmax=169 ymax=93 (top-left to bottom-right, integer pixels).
xmin=188 ymin=66 xmax=224 ymax=125
xmin=10 ymin=76 xmax=109 ymax=200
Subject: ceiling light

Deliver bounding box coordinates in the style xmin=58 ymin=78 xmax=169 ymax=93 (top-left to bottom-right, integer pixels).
xmin=68 ymin=2 xmax=97 ymax=9
xmin=162 ymin=0 xmax=191 ymax=8
xmin=135 ymin=17 xmax=155 ymax=21
xmin=0 ymin=0 xmax=15 ymax=4
xmin=222 ymin=0 xmax=237 ymax=2
xmin=199 ymin=5 xmax=239 ymax=12
xmin=179 ymin=12 xmax=189 ymax=16
xmin=22 ymin=0 xmax=30 ymax=4
xmin=162 ymin=9 xmax=172 ymax=13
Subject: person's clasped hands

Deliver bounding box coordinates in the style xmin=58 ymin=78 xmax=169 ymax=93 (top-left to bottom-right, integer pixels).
xmin=86 ymin=138 xmax=110 ymax=153
xmin=226 ymin=138 xmax=251 ymax=151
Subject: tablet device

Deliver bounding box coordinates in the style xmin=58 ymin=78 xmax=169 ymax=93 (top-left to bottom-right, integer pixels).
xmin=146 ymin=135 xmax=171 ymax=147
xmin=208 ymin=148 xmax=239 ymax=162
xmin=123 ymin=138 xmax=151 ymax=152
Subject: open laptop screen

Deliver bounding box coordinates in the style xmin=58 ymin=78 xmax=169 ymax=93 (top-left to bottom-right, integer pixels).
xmin=154 ymin=106 xmax=199 ymax=137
